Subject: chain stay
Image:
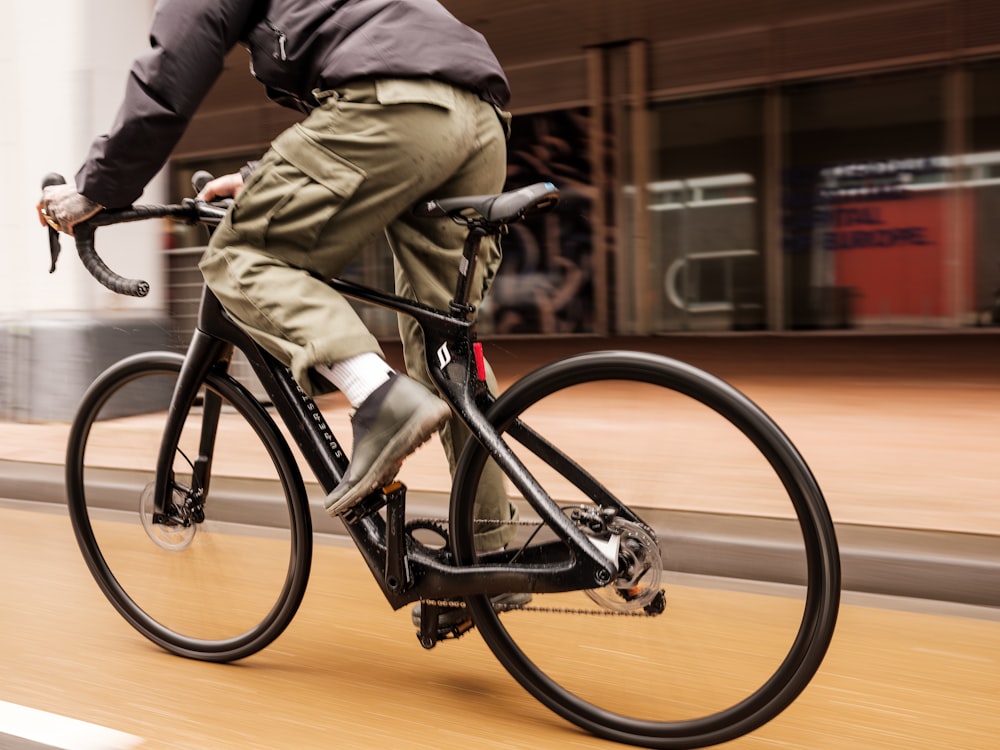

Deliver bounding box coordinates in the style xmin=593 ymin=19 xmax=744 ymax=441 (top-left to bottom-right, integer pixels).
xmin=410 ymin=516 xmax=663 ymax=619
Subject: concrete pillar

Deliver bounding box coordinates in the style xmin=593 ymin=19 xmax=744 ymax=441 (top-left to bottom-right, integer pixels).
xmin=2 ymin=1 xmax=171 ymax=420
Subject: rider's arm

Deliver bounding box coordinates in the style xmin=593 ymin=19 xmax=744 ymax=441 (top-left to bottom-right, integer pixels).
xmin=75 ymin=0 xmax=259 ymax=209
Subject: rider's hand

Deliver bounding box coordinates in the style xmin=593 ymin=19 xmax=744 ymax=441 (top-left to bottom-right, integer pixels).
xmin=197 ymin=172 xmax=245 ymax=202
xmin=36 ymin=184 xmax=104 ymax=235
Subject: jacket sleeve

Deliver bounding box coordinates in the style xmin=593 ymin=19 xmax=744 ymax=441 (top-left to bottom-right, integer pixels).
xmin=76 ymin=0 xmax=259 ymax=208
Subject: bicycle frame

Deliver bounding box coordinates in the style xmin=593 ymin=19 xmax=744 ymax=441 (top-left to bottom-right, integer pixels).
xmin=151 ymin=225 xmax=619 ymax=612
xmin=54 ymin=173 xmax=840 ymax=742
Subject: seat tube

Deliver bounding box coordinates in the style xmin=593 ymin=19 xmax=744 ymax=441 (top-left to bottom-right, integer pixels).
xmin=450 ymin=226 xmax=487 ymax=315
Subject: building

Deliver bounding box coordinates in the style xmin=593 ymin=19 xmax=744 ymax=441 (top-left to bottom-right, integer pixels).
xmin=4 ymin=1 xmax=1000 ymax=417
xmin=169 ymin=0 xmax=1000 ymax=337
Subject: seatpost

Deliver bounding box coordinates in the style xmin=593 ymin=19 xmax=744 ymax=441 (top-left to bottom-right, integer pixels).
xmin=449 ymin=224 xmax=489 ymax=318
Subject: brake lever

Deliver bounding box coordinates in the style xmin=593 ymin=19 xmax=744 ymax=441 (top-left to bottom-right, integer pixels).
xmin=47 ymin=226 xmax=62 ymax=273
xmin=189 ymin=170 xmax=234 ymax=211
xmin=41 ymin=173 xmax=66 ymax=273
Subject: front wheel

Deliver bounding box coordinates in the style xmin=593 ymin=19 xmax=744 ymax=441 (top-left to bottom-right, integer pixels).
xmin=65 ymin=352 xmax=312 ymax=662
xmin=451 ymin=351 xmax=840 ymax=748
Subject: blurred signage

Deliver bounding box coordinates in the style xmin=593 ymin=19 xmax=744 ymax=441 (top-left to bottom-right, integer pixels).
xmin=820 ymin=206 xmax=932 ymax=252
xmin=816 ymin=158 xmax=952 ymax=317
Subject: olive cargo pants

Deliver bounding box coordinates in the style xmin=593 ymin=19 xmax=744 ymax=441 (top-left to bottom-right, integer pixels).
xmin=199 ymin=79 xmax=515 ymax=549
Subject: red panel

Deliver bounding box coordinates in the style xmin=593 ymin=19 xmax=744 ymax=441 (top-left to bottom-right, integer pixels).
xmin=830 ymin=193 xmax=947 ymax=317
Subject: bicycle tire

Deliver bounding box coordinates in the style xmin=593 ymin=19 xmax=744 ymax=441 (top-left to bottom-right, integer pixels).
xmin=65 ymin=352 xmax=312 ymax=662
xmin=450 ymin=350 xmax=839 ymax=748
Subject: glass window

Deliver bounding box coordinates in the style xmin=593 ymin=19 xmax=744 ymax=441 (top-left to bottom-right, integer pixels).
xmin=484 ymin=108 xmax=595 ymax=335
xmin=647 ymin=93 xmax=765 ymax=332
xmin=784 ymin=69 xmax=947 ymax=328
xmin=969 ymin=61 xmax=1000 ymax=326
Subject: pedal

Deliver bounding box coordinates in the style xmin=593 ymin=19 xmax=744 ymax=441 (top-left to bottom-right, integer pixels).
xmin=340 ymin=481 xmax=403 ymax=525
xmin=416 ymin=620 xmax=475 ymax=650
xmin=441 ymin=619 xmax=475 ymax=640
xmin=415 ymin=602 xmax=475 ymax=650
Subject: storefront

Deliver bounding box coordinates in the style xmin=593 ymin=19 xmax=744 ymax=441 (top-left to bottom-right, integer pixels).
xmin=168 ymin=0 xmax=1000 ymax=337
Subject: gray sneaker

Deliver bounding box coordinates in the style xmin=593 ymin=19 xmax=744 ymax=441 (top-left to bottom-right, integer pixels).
xmin=325 ymin=374 xmax=450 ymax=516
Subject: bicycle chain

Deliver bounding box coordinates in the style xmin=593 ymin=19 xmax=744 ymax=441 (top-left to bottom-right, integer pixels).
xmin=419 ymin=599 xmax=656 ymax=618
xmin=410 ymin=516 xmax=537 ymax=528
xmin=410 ymin=517 xmax=658 ymax=619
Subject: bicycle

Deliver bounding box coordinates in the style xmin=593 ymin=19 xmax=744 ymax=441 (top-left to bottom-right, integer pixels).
xmin=46 ymin=171 xmax=840 ymax=749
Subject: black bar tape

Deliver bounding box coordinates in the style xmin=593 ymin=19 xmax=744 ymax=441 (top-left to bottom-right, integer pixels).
xmin=73 ymin=227 xmax=150 ymax=298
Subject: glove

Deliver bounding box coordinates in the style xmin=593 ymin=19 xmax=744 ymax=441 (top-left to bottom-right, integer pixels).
xmin=37 ymin=184 xmax=104 ymax=235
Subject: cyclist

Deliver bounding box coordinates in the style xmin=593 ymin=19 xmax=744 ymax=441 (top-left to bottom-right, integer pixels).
xmin=36 ymin=0 xmax=518 ymax=552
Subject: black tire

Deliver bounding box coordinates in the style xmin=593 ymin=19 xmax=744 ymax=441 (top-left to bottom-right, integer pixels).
xmin=450 ymin=351 xmax=839 ymax=748
xmin=66 ymin=352 xmax=312 ymax=662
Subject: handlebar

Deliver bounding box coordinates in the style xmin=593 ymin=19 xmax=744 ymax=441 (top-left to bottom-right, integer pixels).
xmin=42 ymin=173 xmax=229 ymax=297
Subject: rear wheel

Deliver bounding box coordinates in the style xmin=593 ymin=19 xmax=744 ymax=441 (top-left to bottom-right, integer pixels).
xmin=65 ymin=352 xmax=312 ymax=662
xmin=451 ymin=351 xmax=839 ymax=748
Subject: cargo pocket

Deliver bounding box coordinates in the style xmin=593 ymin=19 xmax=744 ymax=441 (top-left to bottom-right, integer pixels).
xmin=229 ymin=124 xmax=367 ymax=257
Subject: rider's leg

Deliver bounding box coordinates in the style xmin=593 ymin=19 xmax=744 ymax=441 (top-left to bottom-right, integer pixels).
xmin=199 ymin=79 xmax=499 ymax=514
xmin=387 ymin=90 xmax=516 ymax=551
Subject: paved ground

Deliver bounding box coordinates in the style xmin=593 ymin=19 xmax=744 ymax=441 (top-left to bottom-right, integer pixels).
xmin=1 ymin=503 xmax=998 ymax=750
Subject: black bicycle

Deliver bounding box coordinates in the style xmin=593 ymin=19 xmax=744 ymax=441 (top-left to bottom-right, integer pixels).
xmin=48 ymin=172 xmax=840 ymax=749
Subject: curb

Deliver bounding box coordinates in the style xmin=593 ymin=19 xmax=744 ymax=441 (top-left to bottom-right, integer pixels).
xmin=3 ymin=459 xmax=997 ymax=608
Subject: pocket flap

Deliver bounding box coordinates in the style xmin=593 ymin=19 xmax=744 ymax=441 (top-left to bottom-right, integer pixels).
xmin=272 ymin=125 xmax=367 ymax=199
xmin=375 ymin=79 xmax=456 ymax=109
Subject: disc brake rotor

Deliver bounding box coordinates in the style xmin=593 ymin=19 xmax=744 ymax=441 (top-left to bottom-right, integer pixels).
xmin=140 ymin=481 xmax=197 ymax=551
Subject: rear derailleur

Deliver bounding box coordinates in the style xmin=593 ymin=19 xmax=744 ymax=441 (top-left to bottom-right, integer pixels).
xmin=567 ymin=505 xmax=667 ymax=616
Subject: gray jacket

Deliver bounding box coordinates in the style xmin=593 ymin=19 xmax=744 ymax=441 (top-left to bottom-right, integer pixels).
xmin=77 ymin=0 xmax=510 ymax=208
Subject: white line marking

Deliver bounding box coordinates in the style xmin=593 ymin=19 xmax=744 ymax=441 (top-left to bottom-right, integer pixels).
xmin=0 ymin=701 xmax=143 ymax=750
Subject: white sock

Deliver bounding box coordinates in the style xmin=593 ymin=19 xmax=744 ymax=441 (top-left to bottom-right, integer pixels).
xmin=316 ymin=353 xmax=394 ymax=408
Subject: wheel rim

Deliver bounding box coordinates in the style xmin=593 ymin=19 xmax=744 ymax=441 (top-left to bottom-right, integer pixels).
xmin=451 ymin=352 xmax=839 ymax=746
xmin=66 ymin=355 xmax=312 ymax=661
